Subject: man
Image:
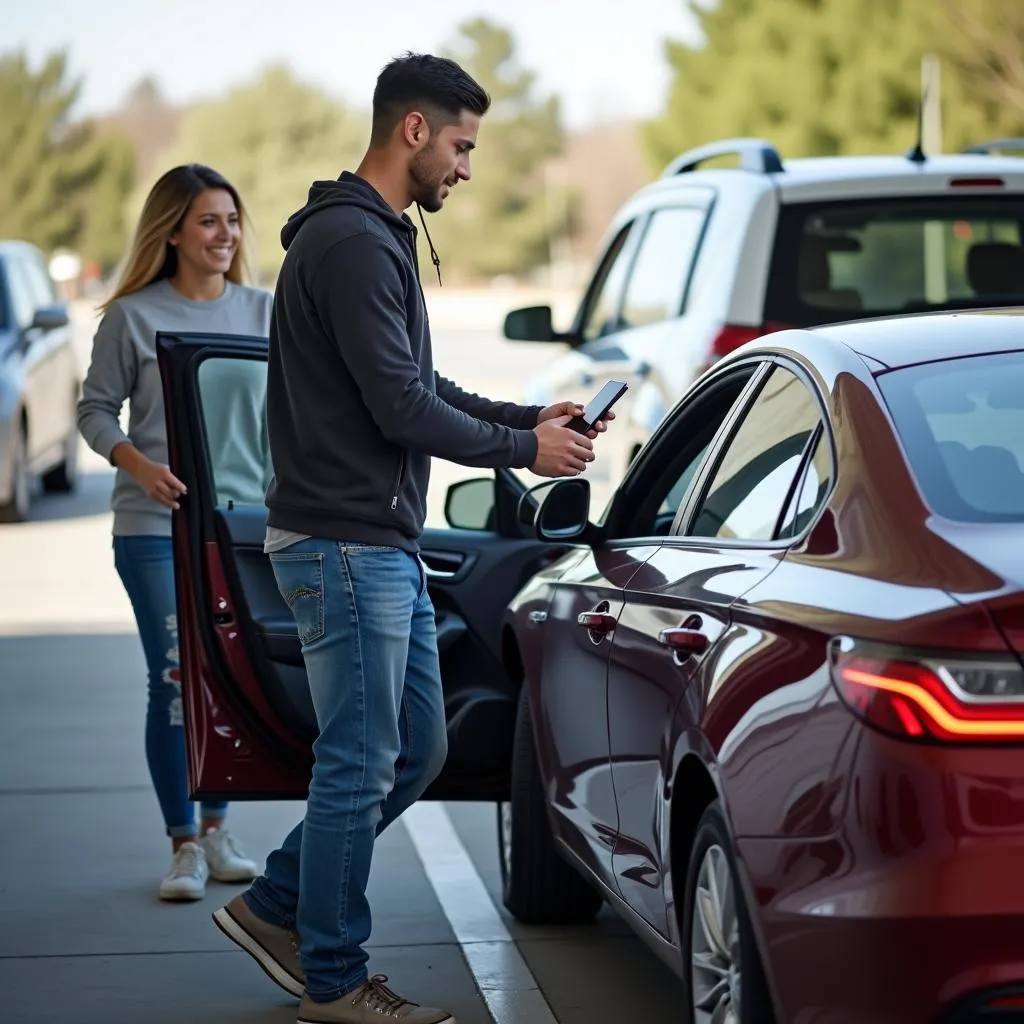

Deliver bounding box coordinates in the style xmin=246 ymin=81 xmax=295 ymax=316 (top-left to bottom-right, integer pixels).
xmin=211 ymin=52 xmax=609 ymax=1024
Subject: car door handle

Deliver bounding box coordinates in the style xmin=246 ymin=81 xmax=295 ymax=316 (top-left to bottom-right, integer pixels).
xmin=577 ymin=611 xmax=617 ymax=634
xmin=657 ymin=627 xmax=709 ymax=654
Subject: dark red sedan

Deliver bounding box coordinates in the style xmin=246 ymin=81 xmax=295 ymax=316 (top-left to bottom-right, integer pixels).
xmin=161 ymin=309 xmax=1024 ymax=1024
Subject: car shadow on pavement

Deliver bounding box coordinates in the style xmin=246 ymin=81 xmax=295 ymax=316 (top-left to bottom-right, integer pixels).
xmin=21 ymin=468 xmax=115 ymax=524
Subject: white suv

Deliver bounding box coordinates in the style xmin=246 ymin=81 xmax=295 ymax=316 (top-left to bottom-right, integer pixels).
xmin=504 ymin=136 xmax=1024 ymax=481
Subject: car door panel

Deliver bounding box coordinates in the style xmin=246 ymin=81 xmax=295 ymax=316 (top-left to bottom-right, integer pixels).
xmin=159 ymin=330 xmax=561 ymax=803
xmin=532 ymin=541 xmax=658 ymax=892
xmin=608 ymin=543 xmax=781 ymax=936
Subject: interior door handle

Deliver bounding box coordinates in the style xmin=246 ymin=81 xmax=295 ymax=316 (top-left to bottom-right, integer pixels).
xmin=657 ymin=627 xmax=709 ymax=655
xmin=420 ymin=550 xmax=465 ymax=580
xmin=422 ymin=563 xmax=457 ymax=579
xmin=577 ymin=611 xmax=617 ymax=634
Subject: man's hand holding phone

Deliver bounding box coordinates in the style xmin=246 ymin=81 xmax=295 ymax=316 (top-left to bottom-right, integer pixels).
xmin=536 ymin=399 xmax=617 ymax=440
xmin=531 ymin=391 xmax=620 ymax=478
xmin=532 ymin=414 xmax=595 ymax=478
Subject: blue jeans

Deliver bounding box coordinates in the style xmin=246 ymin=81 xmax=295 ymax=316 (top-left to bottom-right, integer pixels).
xmin=113 ymin=535 xmax=229 ymax=838
xmin=244 ymin=539 xmax=447 ymax=1002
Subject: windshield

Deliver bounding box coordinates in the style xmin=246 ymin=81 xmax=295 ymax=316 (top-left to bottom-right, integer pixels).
xmin=766 ymin=196 xmax=1024 ymax=326
xmin=878 ymin=350 xmax=1024 ymax=523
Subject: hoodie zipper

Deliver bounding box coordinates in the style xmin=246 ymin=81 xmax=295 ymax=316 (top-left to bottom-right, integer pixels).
xmin=389 ymin=452 xmax=407 ymax=511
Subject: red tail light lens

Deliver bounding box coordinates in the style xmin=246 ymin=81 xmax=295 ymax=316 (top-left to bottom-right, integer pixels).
xmin=830 ymin=637 xmax=1024 ymax=742
xmin=703 ymin=322 xmax=795 ymax=373
xmin=949 ymin=177 xmax=1005 ymax=188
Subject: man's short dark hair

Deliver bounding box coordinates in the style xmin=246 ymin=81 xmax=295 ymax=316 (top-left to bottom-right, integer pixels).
xmin=370 ymin=52 xmax=491 ymax=147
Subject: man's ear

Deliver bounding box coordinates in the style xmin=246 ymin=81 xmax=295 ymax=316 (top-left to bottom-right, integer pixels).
xmin=402 ymin=111 xmax=430 ymax=148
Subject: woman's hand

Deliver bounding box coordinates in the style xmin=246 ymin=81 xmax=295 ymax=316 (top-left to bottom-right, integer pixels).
xmin=136 ymin=460 xmax=188 ymax=510
xmin=112 ymin=443 xmax=188 ymax=510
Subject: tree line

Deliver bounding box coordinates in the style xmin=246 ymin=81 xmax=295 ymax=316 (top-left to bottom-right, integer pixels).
xmin=3 ymin=1 xmax=1023 ymax=285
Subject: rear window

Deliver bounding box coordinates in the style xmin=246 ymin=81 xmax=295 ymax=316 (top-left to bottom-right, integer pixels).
xmin=766 ymin=196 xmax=1024 ymax=326
xmin=878 ymin=350 xmax=1024 ymax=523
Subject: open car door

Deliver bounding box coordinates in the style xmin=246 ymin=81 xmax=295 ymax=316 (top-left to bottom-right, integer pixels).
xmin=157 ymin=331 xmax=564 ymax=803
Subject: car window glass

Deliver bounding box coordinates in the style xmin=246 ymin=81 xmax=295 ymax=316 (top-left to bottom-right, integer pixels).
xmin=659 ymin=441 xmax=710 ymax=519
xmin=6 ymin=259 xmax=36 ymax=329
xmin=877 ymin=350 xmax=1024 ymax=523
xmin=21 ymin=257 xmax=57 ymax=308
xmin=613 ymin=366 xmax=761 ymax=539
xmin=620 ymin=207 xmax=706 ymax=329
xmin=777 ymin=429 xmax=832 ymax=538
xmin=688 ymin=367 xmax=820 ymax=541
xmin=196 ymin=357 xmax=272 ymax=507
xmin=767 ymin=197 xmax=1024 ymax=326
xmin=580 ymin=224 xmax=635 ymax=342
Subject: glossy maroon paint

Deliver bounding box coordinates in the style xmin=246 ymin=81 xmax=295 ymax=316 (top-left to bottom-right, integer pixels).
xmin=505 ymin=313 xmax=1024 ymax=1022
xmin=173 ymin=533 xmax=310 ymax=800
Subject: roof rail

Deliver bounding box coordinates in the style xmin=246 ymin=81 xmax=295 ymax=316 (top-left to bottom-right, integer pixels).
xmin=961 ymin=138 xmax=1024 ymax=155
xmin=661 ymin=137 xmax=785 ymax=178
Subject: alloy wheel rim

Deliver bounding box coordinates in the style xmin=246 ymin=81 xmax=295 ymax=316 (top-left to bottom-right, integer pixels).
xmin=690 ymin=843 xmax=741 ymax=1024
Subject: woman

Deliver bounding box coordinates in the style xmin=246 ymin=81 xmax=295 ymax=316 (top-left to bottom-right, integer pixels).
xmin=78 ymin=164 xmax=272 ymax=901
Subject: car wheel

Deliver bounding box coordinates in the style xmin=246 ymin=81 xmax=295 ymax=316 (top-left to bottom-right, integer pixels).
xmin=0 ymin=424 xmax=30 ymax=524
xmin=42 ymin=414 xmax=79 ymax=494
xmin=498 ymin=686 xmax=603 ymax=925
xmin=684 ymin=802 xmax=774 ymax=1024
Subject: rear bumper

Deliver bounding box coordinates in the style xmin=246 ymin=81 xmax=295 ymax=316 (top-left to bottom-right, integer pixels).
xmin=739 ymin=726 xmax=1024 ymax=1022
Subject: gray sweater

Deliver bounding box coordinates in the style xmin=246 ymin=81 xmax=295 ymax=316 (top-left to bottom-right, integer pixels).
xmin=77 ymin=279 xmax=273 ymax=536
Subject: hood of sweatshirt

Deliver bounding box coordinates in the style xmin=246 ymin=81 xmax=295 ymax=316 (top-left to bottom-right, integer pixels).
xmin=280 ymin=171 xmax=443 ymax=284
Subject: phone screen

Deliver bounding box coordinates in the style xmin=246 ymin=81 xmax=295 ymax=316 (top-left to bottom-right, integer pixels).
xmin=579 ymin=379 xmax=627 ymax=428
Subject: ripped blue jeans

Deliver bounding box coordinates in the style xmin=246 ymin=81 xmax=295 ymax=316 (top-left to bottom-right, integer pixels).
xmin=113 ymin=535 xmax=228 ymax=837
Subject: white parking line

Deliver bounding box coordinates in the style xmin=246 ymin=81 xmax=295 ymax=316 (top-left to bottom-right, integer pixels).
xmin=402 ymin=801 xmax=559 ymax=1024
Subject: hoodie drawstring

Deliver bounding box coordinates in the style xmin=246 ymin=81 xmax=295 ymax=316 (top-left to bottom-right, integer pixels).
xmin=415 ymin=203 xmax=442 ymax=287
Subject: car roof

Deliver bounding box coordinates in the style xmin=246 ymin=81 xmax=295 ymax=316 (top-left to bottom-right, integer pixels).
xmin=0 ymin=240 xmax=44 ymax=259
xmin=649 ymin=143 xmax=1024 ymax=204
xmin=807 ymin=309 xmax=1024 ymax=370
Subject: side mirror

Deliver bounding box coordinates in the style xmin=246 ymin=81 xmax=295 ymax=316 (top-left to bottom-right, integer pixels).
xmin=503 ymin=305 xmax=558 ymax=343
xmin=444 ymin=476 xmax=495 ymax=531
xmin=532 ymin=478 xmax=592 ymax=541
xmin=31 ymin=305 xmax=69 ymax=331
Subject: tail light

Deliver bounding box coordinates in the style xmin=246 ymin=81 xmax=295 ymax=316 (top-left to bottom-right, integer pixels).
xmin=702 ymin=321 xmax=795 ymax=373
xmin=830 ymin=637 xmax=1024 ymax=742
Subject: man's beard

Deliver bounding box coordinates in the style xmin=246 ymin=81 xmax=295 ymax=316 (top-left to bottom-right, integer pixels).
xmin=410 ymin=146 xmax=449 ymax=213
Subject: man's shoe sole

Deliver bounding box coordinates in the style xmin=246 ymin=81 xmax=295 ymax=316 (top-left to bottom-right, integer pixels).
xmin=298 ymin=1017 xmax=455 ymax=1024
xmin=212 ymin=905 xmax=305 ymax=998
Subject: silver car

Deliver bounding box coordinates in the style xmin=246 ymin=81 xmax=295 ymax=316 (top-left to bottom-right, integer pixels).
xmin=0 ymin=241 xmax=80 ymax=522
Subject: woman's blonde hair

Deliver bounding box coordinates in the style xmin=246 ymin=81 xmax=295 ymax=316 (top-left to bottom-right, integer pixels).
xmin=100 ymin=163 xmax=254 ymax=313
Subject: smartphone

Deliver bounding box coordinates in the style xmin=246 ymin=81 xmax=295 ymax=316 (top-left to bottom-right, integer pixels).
xmin=569 ymin=379 xmax=629 ymax=433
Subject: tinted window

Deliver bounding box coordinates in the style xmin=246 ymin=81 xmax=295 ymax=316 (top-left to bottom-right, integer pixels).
xmin=767 ymin=197 xmax=1024 ymax=326
xmin=777 ymin=429 xmax=832 ymax=538
xmin=619 ymin=207 xmax=706 ymax=329
xmin=21 ymin=257 xmax=56 ymax=308
xmin=196 ymin=357 xmax=272 ymax=507
xmin=878 ymin=351 xmax=1024 ymax=523
xmin=6 ymin=259 xmax=36 ymax=329
xmin=688 ymin=366 xmax=820 ymax=541
xmin=581 ymin=224 xmax=635 ymax=342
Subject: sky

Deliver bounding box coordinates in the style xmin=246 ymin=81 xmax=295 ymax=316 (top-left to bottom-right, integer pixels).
xmin=9 ymin=0 xmax=704 ymax=131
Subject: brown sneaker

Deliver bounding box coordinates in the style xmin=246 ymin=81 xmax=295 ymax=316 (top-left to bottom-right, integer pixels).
xmin=296 ymin=975 xmax=454 ymax=1023
xmin=212 ymin=894 xmax=304 ymax=998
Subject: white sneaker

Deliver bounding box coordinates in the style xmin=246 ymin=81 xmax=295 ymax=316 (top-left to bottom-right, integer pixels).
xmin=201 ymin=828 xmax=259 ymax=883
xmin=159 ymin=841 xmax=209 ymax=901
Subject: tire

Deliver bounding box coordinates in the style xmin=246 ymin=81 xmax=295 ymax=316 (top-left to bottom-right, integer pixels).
xmin=0 ymin=424 xmax=30 ymax=523
xmin=42 ymin=417 xmax=79 ymax=494
xmin=498 ymin=685 xmax=603 ymax=925
xmin=683 ymin=802 xmax=774 ymax=1024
